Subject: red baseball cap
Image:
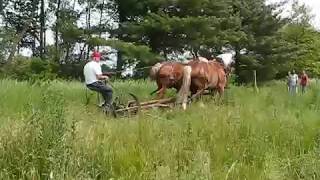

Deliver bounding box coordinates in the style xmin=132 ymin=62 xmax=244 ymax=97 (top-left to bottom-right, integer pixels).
xmin=92 ymin=50 xmax=101 ymax=61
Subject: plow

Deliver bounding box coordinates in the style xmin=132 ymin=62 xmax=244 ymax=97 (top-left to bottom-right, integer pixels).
xmin=107 ymin=93 xmax=177 ymax=118
xmin=105 ymin=89 xmax=212 ymax=118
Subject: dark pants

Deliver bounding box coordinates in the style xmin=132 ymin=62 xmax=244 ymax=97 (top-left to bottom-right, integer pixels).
xmin=301 ymin=85 xmax=307 ymax=94
xmin=87 ymin=81 xmax=113 ymax=106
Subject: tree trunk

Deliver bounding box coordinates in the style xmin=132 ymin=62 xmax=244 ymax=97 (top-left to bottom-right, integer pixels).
xmin=234 ymin=48 xmax=241 ymax=84
xmin=32 ymin=35 xmax=36 ymax=55
xmin=163 ymin=49 xmax=168 ymax=61
xmin=17 ymin=43 xmax=20 ymax=55
xmin=98 ymin=0 xmax=105 ymax=51
xmin=78 ymin=44 xmax=87 ymax=62
xmin=73 ymin=0 xmax=77 ymax=10
xmin=116 ymin=51 xmax=123 ymax=71
xmin=6 ymin=0 xmax=36 ymax=62
xmin=40 ymin=0 xmax=45 ymax=59
xmin=86 ymin=1 xmax=92 ymax=61
xmin=44 ymin=27 xmax=46 ymax=55
xmin=253 ymin=70 xmax=259 ymax=92
xmin=65 ymin=45 xmax=70 ymax=63
xmin=6 ymin=27 xmax=29 ymax=62
xmin=55 ymin=0 xmax=61 ymax=61
xmin=116 ymin=6 xmax=126 ymax=72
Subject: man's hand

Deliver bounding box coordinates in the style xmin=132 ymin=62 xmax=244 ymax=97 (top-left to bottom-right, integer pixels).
xmin=103 ymin=72 xmax=116 ymax=76
xmin=104 ymin=75 xmax=110 ymax=82
xmin=97 ymin=74 xmax=109 ymax=81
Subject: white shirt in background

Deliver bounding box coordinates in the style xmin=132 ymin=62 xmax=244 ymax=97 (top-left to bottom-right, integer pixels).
xmin=289 ymin=74 xmax=299 ymax=86
xmin=83 ymin=61 xmax=102 ymax=85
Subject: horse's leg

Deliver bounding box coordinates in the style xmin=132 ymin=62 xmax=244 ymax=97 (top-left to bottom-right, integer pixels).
xmin=157 ymin=86 xmax=166 ymax=99
xmin=150 ymin=79 xmax=162 ymax=96
xmin=215 ymin=71 xmax=226 ymax=104
xmin=216 ymin=85 xmax=224 ymax=104
xmin=150 ymin=87 xmax=161 ymax=95
xmin=189 ymin=79 xmax=202 ymax=101
xmin=190 ymin=86 xmax=207 ymax=102
xmin=209 ymin=88 xmax=216 ymax=97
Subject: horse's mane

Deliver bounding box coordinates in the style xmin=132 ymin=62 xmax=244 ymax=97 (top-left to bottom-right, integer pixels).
xmin=198 ymin=57 xmax=209 ymax=62
xmin=182 ymin=56 xmax=209 ymax=65
xmin=149 ymin=62 xmax=163 ymax=80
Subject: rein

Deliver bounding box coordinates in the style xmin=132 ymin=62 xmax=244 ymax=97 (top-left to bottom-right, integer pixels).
xmin=103 ymin=66 xmax=153 ymax=76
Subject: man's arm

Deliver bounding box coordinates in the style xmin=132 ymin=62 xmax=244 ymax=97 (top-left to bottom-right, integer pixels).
xmin=94 ymin=64 xmax=109 ymax=81
xmin=103 ymin=72 xmax=117 ymax=76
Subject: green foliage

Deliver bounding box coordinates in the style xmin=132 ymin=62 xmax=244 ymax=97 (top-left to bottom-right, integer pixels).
xmin=230 ymin=0 xmax=288 ymax=83
xmin=279 ymin=24 xmax=320 ymax=77
xmin=2 ymin=0 xmax=39 ymax=30
xmin=0 ymin=56 xmax=58 ymax=82
xmin=1 ymin=0 xmax=42 ymax=54
xmin=88 ymin=37 xmax=160 ymax=63
xmin=118 ymin=0 xmax=240 ymax=57
xmin=0 ymin=28 xmax=15 ymax=61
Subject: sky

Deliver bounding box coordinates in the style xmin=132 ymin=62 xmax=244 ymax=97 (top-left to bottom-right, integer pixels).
xmin=299 ymin=0 xmax=320 ymax=28
xmin=268 ymin=0 xmax=320 ymax=29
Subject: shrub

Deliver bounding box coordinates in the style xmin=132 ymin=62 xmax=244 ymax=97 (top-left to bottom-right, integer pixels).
xmin=0 ymin=56 xmax=59 ymax=82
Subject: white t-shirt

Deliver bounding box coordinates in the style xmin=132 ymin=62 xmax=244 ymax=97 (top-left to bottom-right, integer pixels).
xmin=289 ymin=74 xmax=298 ymax=86
xmin=83 ymin=61 xmax=102 ymax=85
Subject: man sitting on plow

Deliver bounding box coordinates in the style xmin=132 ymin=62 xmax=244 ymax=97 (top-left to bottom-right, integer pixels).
xmin=83 ymin=50 xmax=114 ymax=112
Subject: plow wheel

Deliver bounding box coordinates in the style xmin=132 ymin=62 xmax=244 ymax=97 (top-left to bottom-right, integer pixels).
xmin=111 ymin=93 xmax=141 ymax=118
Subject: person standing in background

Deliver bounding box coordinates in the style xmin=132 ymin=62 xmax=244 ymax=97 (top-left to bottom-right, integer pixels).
xmin=300 ymin=70 xmax=309 ymax=94
xmin=288 ymin=70 xmax=299 ymax=95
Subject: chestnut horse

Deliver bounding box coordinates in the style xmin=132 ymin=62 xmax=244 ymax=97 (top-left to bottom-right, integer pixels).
xmin=187 ymin=60 xmax=227 ymax=98
xmin=149 ymin=57 xmax=210 ymax=99
xmin=149 ymin=61 xmax=186 ymax=99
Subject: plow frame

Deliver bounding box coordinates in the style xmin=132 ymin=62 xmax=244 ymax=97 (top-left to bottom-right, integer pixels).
xmin=110 ymin=94 xmax=176 ymax=118
xmin=108 ymin=89 xmax=213 ymax=118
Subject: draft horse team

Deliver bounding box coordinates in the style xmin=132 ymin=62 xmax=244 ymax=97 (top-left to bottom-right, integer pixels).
xmin=149 ymin=57 xmax=231 ymax=110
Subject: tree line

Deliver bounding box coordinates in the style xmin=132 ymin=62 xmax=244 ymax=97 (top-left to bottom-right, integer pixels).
xmin=0 ymin=0 xmax=319 ymax=83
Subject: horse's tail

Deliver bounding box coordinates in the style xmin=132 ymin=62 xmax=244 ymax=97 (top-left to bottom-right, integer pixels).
xmin=177 ymin=65 xmax=192 ymax=110
xmin=149 ymin=62 xmax=163 ymax=80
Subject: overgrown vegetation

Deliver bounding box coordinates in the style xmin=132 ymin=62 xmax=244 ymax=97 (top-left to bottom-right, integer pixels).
xmin=1 ymin=0 xmax=320 ymax=179
xmin=1 ymin=79 xmax=320 ymax=179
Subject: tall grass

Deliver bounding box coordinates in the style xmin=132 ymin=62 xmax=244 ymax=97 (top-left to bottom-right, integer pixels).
xmin=0 ymin=79 xmax=320 ymax=179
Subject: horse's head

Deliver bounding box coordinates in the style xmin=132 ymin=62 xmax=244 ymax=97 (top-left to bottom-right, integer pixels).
xmin=225 ymin=61 xmax=235 ymax=76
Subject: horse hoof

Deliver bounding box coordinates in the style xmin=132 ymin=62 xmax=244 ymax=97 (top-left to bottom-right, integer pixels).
xmin=182 ymin=103 xmax=187 ymax=110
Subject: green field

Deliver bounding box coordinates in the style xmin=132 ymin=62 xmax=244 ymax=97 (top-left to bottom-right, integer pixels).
xmin=1 ymin=79 xmax=320 ymax=179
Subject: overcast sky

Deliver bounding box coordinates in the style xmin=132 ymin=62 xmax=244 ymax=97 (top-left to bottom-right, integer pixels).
xmin=300 ymin=0 xmax=320 ymax=28
xmin=268 ymin=0 xmax=320 ymax=29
